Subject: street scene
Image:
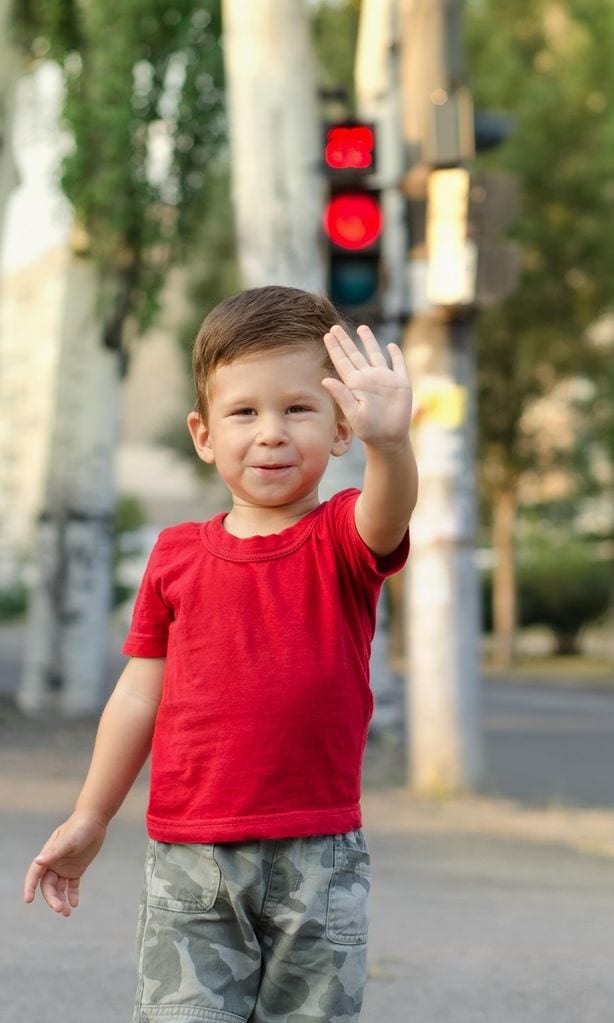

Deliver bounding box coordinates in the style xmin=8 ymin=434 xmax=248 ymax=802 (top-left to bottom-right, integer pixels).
xmin=2 ymin=630 xmax=614 ymax=1022
xmin=1 ymin=1 xmax=614 ymax=1022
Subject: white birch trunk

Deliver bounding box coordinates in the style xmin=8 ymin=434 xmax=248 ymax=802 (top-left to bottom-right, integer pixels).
xmin=355 ymin=0 xmax=408 ymax=330
xmin=0 ymin=0 xmax=19 ymax=237
xmin=222 ymin=0 xmax=324 ymax=292
xmin=18 ymin=256 xmax=120 ymax=716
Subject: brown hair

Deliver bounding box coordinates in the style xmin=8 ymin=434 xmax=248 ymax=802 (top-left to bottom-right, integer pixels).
xmin=192 ymin=285 xmax=344 ymax=420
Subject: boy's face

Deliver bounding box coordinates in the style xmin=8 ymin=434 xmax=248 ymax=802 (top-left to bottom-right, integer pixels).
xmin=187 ymin=347 xmax=352 ymax=522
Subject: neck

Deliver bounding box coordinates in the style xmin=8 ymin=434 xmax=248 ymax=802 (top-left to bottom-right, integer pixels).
xmin=223 ymin=495 xmax=321 ymax=538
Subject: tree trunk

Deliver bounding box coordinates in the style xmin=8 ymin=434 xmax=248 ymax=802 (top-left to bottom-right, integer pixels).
xmin=555 ymin=632 xmax=580 ymax=657
xmin=0 ymin=0 xmax=20 ymax=239
xmin=18 ymin=255 xmax=121 ymax=717
xmin=222 ymin=0 xmax=324 ymax=292
xmin=491 ymin=482 xmax=517 ymax=669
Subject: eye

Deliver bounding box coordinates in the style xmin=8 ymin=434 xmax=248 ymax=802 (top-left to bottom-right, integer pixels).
xmin=287 ymin=405 xmax=311 ymax=414
xmin=230 ymin=407 xmax=256 ymax=417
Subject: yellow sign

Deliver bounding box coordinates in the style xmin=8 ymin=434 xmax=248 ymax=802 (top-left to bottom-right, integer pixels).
xmin=413 ymin=380 xmax=468 ymax=429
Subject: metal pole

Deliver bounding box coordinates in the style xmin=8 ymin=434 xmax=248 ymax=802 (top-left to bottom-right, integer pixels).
xmin=399 ymin=0 xmax=482 ymax=792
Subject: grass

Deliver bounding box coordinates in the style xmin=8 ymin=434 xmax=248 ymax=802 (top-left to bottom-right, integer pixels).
xmin=483 ymin=654 xmax=614 ymax=690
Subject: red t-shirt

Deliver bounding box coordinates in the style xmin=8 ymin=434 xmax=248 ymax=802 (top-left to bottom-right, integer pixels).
xmin=123 ymin=488 xmax=409 ymax=843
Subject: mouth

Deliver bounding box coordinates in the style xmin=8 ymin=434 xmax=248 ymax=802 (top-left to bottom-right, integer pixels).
xmin=251 ymin=464 xmax=294 ymax=474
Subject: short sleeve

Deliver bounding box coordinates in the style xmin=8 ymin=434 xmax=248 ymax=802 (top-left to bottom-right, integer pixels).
xmin=122 ymin=536 xmax=173 ymax=658
xmin=325 ymin=488 xmax=409 ymax=581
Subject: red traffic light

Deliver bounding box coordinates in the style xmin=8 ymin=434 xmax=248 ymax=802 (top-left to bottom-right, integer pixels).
xmin=323 ymin=193 xmax=382 ymax=251
xmin=324 ymin=125 xmax=375 ymax=171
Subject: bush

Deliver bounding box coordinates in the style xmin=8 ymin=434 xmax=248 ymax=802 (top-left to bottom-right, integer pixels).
xmin=518 ymin=541 xmax=611 ymax=654
xmin=0 ymin=583 xmax=29 ymax=621
xmin=113 ymin=495 xmax=147 ymax=607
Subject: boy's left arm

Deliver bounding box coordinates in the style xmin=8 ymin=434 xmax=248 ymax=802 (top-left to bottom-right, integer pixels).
xmin=323 ymin=324 xmax=418 ymax=557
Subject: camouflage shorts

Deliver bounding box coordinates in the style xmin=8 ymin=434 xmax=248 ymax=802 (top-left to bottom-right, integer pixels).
xmin=133 ymin=831 xmax=370 ymax=1023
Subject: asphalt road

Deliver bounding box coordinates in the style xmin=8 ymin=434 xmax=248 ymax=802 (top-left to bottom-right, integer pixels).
xmin=3 ymin=625 xmax=614 ymax=1023
xmin=5 ymin=785 xmax=614 ymax=1023
xmin=482 ymin=680 xmax=614 ymax=809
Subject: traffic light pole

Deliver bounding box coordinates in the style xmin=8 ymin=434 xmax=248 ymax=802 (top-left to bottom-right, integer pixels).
xmin=399 ymin=0 xmax=482 ymax=793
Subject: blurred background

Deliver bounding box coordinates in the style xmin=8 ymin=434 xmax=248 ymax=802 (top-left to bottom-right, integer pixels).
xmin=0 ymin=0 xmax=613 ymax=796
xmin=2 ymin=5 xmax=614 ymax=1022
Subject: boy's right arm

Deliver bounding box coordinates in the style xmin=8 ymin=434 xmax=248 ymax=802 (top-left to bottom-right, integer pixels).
xmin=24 ymin=656 xmax=165 ymax=917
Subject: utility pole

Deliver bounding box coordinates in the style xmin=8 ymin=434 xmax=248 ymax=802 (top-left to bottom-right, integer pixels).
xmin=398 ymin=0 xmax=482 ymax=793
xmin=0 ymin=0 xmax=19 ymax=242
xmin=222 ymin=0 xmax=324 ymax=292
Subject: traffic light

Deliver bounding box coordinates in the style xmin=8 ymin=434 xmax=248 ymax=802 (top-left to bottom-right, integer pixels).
xmin=425 ymin=167 xmax=520 ymax=310
xmin=468 ymin=171 xmax=520 ymax=307
xmin=473 ymin=111 xmax=515 ymax=153
xmin=322 ymin=122 xmax=382 ymax=318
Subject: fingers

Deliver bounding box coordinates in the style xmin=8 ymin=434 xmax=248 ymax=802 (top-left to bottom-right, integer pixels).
xmin=24 ymin=856 xmax=80 ymax=915
xmin=356 ymin=324 xmax=388 ymax=367
xmin=24 ymin=858 xmax=46 ymax=904
xmin=40 ymin=869 xmax=73 ymax=916
xmin=386 ymin=342 xmax=410 ymax=380
xmin=324 ymin=324 xmax=405 ymax=377
xmin=321 ymin=377 xmax=359 ymax=422
xmin=324 ymin=326 xmax=367 ymax=373
xmin=324 ymin=323 xmax=386 ymax=369
xmin=67 ymin=877 xmax=80 ymax=909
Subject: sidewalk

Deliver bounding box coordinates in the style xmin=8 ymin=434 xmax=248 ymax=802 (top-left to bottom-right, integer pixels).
xmin=3 ymin=633 xmax=614 ymax=1021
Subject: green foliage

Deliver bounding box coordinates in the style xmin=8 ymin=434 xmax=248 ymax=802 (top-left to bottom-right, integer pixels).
xmin=112 ymin=494 xmax=146 ymax=606
xmin=311 ymin=0 xmax=360 ymax=104
xmin=466 ymin=0 xmax=614 ymax=487
xmin=481 ymin=538 xmax=611 ymax=652
xmin=571 ymin=359 xmax=614 ymax=528
xmin=178 ymin=168 xmax=241 ymax=378
xmin=12 ymin=0 xmax=80 ymax=56
xmin=113 ymin=493 xmax=147 ymax=535
xmin=164 ymin=165 xmax=239 ymax=471
xmin=13 ymin=0 xmax=226 ymax=334
xmin=518 ymin=539 xmax=611 ymax=654
xmin=0 ymin=583 xmax=29 ymax=621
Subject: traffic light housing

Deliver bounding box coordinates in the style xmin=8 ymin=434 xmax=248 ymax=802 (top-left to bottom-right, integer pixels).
xmin=322 ymin=122 xmax=382 ymax=318
xmin=473 ymin=111 xmax=515 ymax=153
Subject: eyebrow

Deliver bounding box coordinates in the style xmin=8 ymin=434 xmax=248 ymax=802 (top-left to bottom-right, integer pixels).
xmin=220 ymin=388 xmax=325 ymax=407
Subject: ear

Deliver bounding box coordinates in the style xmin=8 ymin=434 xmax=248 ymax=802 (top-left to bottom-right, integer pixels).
xmin=187 ymin=411 xmax=215 ymax=465
xmin=331 ymin=416 xmax=353 ymax=458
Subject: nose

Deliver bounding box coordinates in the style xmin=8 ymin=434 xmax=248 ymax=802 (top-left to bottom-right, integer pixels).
xmin=256 ymin=411 xmax=287 ymax=445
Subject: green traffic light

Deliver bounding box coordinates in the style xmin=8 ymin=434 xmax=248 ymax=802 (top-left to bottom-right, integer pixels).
xmin=330 ymin=258 xmax=379 ymax=307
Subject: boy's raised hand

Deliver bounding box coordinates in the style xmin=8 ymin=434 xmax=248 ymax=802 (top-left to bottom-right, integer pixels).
xmin=24 ymin=811 xmax=107 ymax=916
xmin=322 ymin=325 xmax=412 ymax=448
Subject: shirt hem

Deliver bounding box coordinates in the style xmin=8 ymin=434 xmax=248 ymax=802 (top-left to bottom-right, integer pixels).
xmin=122 ymin=638 xmax=167 ymax=657
xmin=146 ymin=804 xmax=362 ymax=844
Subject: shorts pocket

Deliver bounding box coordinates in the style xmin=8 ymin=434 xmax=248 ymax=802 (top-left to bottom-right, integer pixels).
xmin=145 ymin=841 xmax=221 ymax=913
xmin=326 ymin=834 xmax=371 ymax=945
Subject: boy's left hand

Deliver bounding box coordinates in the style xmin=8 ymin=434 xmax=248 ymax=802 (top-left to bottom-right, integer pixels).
xmin=322 ymin=325 xmax=412 ymax=448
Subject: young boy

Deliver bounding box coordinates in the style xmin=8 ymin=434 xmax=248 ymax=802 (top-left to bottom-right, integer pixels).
xmin=24 ymin=285 xmax=418 ymax=1022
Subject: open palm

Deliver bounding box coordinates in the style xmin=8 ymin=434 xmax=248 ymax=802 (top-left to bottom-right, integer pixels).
xmin=322 ymin=324 xmax=412 ymax=447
